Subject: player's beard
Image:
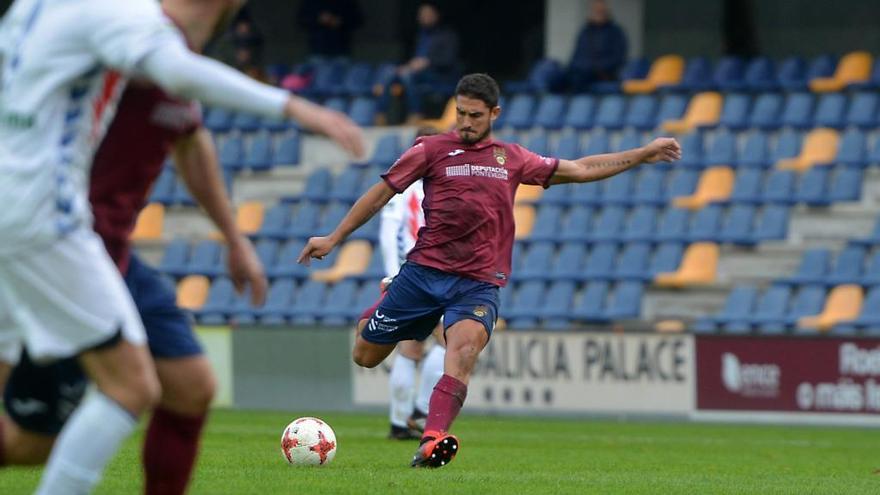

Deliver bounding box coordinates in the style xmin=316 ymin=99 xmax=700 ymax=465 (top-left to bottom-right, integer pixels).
xmin=459 ymin=125 xmax=491 ymax=144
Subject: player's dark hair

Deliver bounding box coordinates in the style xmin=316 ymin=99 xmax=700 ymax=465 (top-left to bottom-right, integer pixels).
xmin=455 ymin=73 xmax=500 ymax=109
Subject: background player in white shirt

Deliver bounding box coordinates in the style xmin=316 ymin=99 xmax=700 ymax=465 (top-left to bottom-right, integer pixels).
xmin=380 ymin=128 xmax=448 ymax=440
xmin=0 ymin=0 xmax=364 ymax=493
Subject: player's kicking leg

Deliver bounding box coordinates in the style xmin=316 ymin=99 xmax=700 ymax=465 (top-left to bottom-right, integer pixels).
xmin=388 ymin=339 xmax=423 ymax=440
xmin=407 ymin=328 xmax=446 ymax=434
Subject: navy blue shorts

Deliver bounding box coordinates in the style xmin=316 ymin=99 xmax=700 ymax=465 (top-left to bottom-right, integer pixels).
xmin=360 ymin=262 xmax=500 ymax=345
xmin=4 ymin=254 xmax=202 ymax=434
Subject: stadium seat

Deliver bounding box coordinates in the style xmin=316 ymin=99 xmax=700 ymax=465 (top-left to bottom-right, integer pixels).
xmin=717 ymin=204 xmax=756 ymax=245
xmin=665 ymin=169 xmax=699 ymax=200
xmin=846 ymin=92 xmax=879 ymax=128
xmin=621 ymin=206 xmax=658 ymax=242
xmin=196 ymin=277 xmax=236 ymax=324
xmin=835 ymin=128 xmax=868 ymax=168
xmin=257 ymin=204 xmax=290 ymax=240
xmin=288 ymin=280 xmax=329 ymax=325
xmin=601 ymin=170 xmax=634 ymax=206
xmin=592 ymin=58 xmax=649 ymax=94
xmin=234 ymin=201 xmax=265 ymax=237
xmin=748 ymin=93 xmax=783 ymax=129
xmin=673 ymin=57 xmax=713 ymax=92
xmin=687 ymin=204 xmax=722 ymax=241
xmin=809 ymin=51 xmax=872 ymax=92
xmin=761 ymin=170 xmax=796 ymax=204
xmin=632 ymin=169 xmax=666 ymax=206
xmin=274 ymin=132 xmax=301 ymax=166
xmin=317 ymin=202 xmax=350 ymax=234
xmin=301 ymin=169 xmax=333 ymax=202
xmin=654 ymin=94 xmax=688 ymax=128
xmin=540 ymin=182 xmax=571 ymax=205
xmin=369 ymin=134 xmax=402 ymax=167
xmin=760 ymin=284 xmax=827 ymax=334
xmin=826 ymin=245 xmax=867 ymax=286
xmin=187 ymin=240 xmax=223 ymax=277
xmin=662 ymin=92 xmax=722 ymax=133
xmin=524 ymin=130 xmax=550 ymax=156
xmin=255 ymin=278 xmax=297 ymax=324
xmin=623 ymin=95 xmax=658 ymax=130
xmin=562 ymin=95 xmax=596 ymax=130
xmin=813 ymin=93 xmax=847 ymax=129
xmin=527 ymin=204 xmax=562 ymax=241
xmin=204 ymin=107 xmax=233 ymax=133
xmin=674 ymin=132 xmax=705 ymax=169
xmin=693 ymin=285 xmax=759 ymax=333
xmin=776 ymin=56 xmax=807 ymax=91
xmin=742 ymin=57 xmax=776 ymax=92
xmin=796 ymin=54 xmax=838 ymax=91
xmin=673 ymin=166 xmax=734 ymax=209
xmin=582 ymin=242 xmax=618 ymax=279
xmin=243 ymin=131 xmax=273 ymax=171
xmin=779 ymin=248 xmax=831 ymax=286
xmin=548 ymin=242 xmax=587 ymax=282
xmin=176 ymin=275 xmax=210 ymax=311
xmin=654 ymin=208 xmax=690 ymax=242
xmin=777 ymin=128 xmax=839 ymax=171
xmin=311 ymin=240 xmax=372 ymax=283
xmin=328 ymin=169 xmax=363 ymax=203
xmin=538 ymin=281 xmax=577 ymax=329
xmin=348 ymin=97 xmax=377 ymax=126
xmin=254 ymin=239 xmax=280 ymax=269
xmin=560 ymin=205 xmax=594 ymax=243
xmin=304 ymin=61 xmax=347 ymax=98
xmin=713 ymin=56 xmax=746 ymax=91
xmin=793 ymin=166 xmax=830 ymax=206
xmin=351 ymin=246 xmax=385 ymax=282
xmin=159 ymin=238 xmax=190 ymax=277
xmin=337 ymin=62 xmax=374 ymax=97
xmin=614 ymin=128 xmax=642 ymax=153
xmin=572 ymin=281 xmax=610 ymax=322
xmin=601 ymin=281 xmax=643 ymax=321
xmin=582 ymin=129 xmax=610 ymax=156
xmin=750 ymin=205 xmax=790 ymax=242
xmin=648 ymin=242 xmax=685 ymax=278
xmin=779 ymin=92 xmax=814 ymax=129
xmin=614 ymin=242 xmax=652 ymax=281
xmin=504 ymin=94 xmax=536 ymax=130
xmin=517 ymin=241 xmax=555 ymax=282
xmin=737 ymin=131 xmax=771 ymax=169
xmin=513 ymin=204 xmax=536 ymax=239
xmin=594 ymin=95 xmax=626 ymax=129
xmin=505 ymin=58 xmax=563 ymax=94
xmin=851 ymin=216 xmax=880 ymax=247
xmin=723 ymin=284 xmax=787 ymax=334
xmin=286 ymin=202 xmax=322 ymax=239
xmin=828 ymin=167 xmax=862 ymax=203
xmin=716 ymin=93 xmax=750 ymax=130
xmin=130 ymin=203 xmax=164 ymax=241
xmin=654 ymin=242 xmax=719 ymax=288
xmin=219 ymin=134 xmax=245 ymax=171
xmin=533 ymin=94 xmax=566 ymax=130
xmin=505 ymin=280 xmax=546 ymax=329
xmin=148 ymin=167 xmax=177 ymax=205
xmin=515 ymin=184 xmax=544 ymax=205
xmin=798 ymin=284 xmax=862 ymax=332
xmin=623 ymin=54 xmax=685 ymax=94
xmin=231 ymin=112 xmax=261 ymax=132
xmin=729 ymin=168 xmax=763 ymax=204
xmin=554 ymin=132 xmax=582 ymax=159
xmin=269 ymin=240 xmax=308 ymax=279
xmin=318 ymin=279 xmax=360 ymax=325
xmin=704 ymin=130 xmax=737 ymax=167
xmin=586 ymin=206 xmax=626 ymax=242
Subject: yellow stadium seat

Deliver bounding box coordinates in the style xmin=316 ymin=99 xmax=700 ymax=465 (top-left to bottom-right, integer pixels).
xmin=236 ymin=201 xmax=265 ymax=236
xmin=419 ymin=98 xmax=457 ymax=131
xmin=662 ymin=92 xmax=723 ymax=134
xmin=513 ymin=204 xmax=536 ymax=239
xmin=809 ymin=51 xmax=873 ymax=93
xmin=177 ymin=275 xmax=210 ymax=310
xmin=798 ymin=284 xmax=863 ymax=332
xmin=311 ymin=240 xmax=373 ymax=283
xmin=130 ymin=203 xmax=164 ymax=241
xmin=777 ymin=128 xmax=839 ymax=172
xmin=673 ymin=166 xmax=734 ymax=210
xmin=515 ymin=184 xmax=544 ymax=204
xmin=654 ymin=242 xmax=719 ymax=288
xmin=623 ymin=55 xmax=685 ymax=94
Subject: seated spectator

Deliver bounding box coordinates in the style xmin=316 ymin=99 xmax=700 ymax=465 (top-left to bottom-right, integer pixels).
xmin=565 ymin=0 xmax=628 ymax=92
xmin=231 ymin=9 xmax=266 ymax=81
xmin=298 ymin=0 xmax=364 ymax=59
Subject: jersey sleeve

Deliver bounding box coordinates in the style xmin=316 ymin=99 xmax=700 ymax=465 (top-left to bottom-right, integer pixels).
xmin=85 ymin=0 xmax=186 ymax=74
xmin=381 ymin=141 xmax=429 ymax=193
xmin=516 ymin=144 xmax=559 ymax=188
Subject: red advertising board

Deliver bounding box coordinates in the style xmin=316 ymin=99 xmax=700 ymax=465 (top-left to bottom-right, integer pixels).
xmin=697 ymin=336 xmax=880 ymax=414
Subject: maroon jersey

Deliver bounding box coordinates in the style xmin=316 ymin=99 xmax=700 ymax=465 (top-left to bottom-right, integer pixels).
xmin=89 ymin=81 xmax=201 ymax=272
xmin=382 ymin=131 xmax=559 ymax=287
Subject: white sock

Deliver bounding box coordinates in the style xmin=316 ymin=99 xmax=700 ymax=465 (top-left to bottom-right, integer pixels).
xmin=415 ymin=345 xmax=446 ymax=414
xmin=388 ymin=354 xmax=417 ymax=428
xmin=35 ymin=391 xmax=137 ymax=495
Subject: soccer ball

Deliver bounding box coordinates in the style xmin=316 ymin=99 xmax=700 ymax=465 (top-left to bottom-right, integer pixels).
xmin=280 ymin=417 xmax=337 ymax=466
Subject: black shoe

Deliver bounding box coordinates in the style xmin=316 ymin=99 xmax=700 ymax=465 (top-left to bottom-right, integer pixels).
xmin=406 ymin=409 xmax=427 ymax=433
xmin=388 ymin=424 xmax=420 ymax=440
xmin=410 ymin=432 xmax=458 ymax=468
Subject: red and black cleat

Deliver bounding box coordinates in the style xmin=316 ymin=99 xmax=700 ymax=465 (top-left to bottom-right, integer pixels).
xmin=410 ymin=431 xmax=459 ymax=468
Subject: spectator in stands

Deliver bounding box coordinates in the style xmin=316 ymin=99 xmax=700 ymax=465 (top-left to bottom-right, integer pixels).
xmin=298 ymin=0 xmax=364 ymax=59
xmin=564 ymin=0 xmax=628 ymax=92
xmin=231 ymin=9 xmax=266 ymax=80
xmin=383 ymin=2 xmax=461 ymax=123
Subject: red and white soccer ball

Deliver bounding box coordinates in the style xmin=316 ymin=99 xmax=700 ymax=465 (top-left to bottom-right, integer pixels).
xmin=280 ymin=417 xmax=337 ymax=466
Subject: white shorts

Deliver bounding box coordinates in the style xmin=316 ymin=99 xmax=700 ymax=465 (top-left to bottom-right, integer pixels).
xmin=0 ymin=228 xmax=146 ymax=364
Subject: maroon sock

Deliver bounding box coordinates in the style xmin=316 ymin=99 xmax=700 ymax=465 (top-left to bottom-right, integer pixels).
xmin=423 ymin=374 xmax=467 ymax=439
xmin=143 ymin=407 xmax=206 ymax=495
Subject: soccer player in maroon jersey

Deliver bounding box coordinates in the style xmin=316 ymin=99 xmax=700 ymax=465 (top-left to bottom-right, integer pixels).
xmin=0 ymin=1 xmax=363 ymax=492
xmin=299 ymin=73 xmax=681 ymax=468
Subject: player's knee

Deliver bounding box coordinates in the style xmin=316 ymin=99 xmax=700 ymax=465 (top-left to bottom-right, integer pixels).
xmin=164 ymin=369 xmax=215 ymax=414
xmin=352 ymin=348 xmax=381 ymax=368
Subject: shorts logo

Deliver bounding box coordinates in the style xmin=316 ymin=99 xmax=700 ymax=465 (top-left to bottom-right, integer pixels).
xmin=10 ymin=398 xmax=48 ymax=416
xmin=369 ymin=309 xmax=398 ymax=333
xmin=493 ymin=146 xmax=507 ymax=165
xmin=473 ymin=305 xmax=488 ymax=318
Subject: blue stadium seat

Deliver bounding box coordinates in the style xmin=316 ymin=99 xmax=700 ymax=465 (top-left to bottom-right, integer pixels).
xmin=256 ymin=278 xmax=297 ymax=325
xmin=323 ymin=97 xmax=348 ymax=114
xmin=504 ymin=94 xmax=536 ymax=130
xmin=305 ymin=61 xmax=348 ymax=98
xmin=717 ymin=204 xmax=756 ymax=245
xmin=187 ymin=240 xmax=223 ymax=277
xmin=601 ymin=171 xmax=634 ymax=206
xmin=593 ymin=95 xmax=626 ymax=130
xmin=769 ymin=129 xmax=803 ymax=166
xmin=244 ymin=131 xmax=273 ymax=171
xmin=863 ymin=253 xmax=880 ymax=287
xmin=605 ymin=281 xmax=644 ymax=320
xmin=743 ymin=57 xmax=777 ymax=92
xmin=516 ymin=242 xmax=555 ymax=282
xmin=231 ymin=112 xmax=261 ymax=132
xmin=704 ymin=129 xmax=737 ymax=167
xmin=148 ymin=167 xmax=177 ymax=205
xmin=337 ymin=62 xmax=374 ymax=97
xmin=614 ymin=242 xmax=652 ymax=281
xmin=713 ymin=56 xmax=746 ymax=91
xmin=528 ymin=205 xmax=563 ymax=242
xmin=779 ymin=248 xmax=831 ymax=286
xmin=533 ymin=94 xmax=566 ymax=130
xmin=505 ymin=58 xmax=563 ymax=94
xmin=352 ymin=246 xmax=385 ymax=281
xmin=668 ymin=57 xmax=712 ymax=92
xmin=869 ymin=137 xmax=880 ymax=166
xmin=760 ymin=284 xmax=825 ymax=333
xmin=813 ymin=93 xmax=847 ymax=129
xmin=587 ymin=206 xmax=626 ymax=242
xmin=835 ymin=129 xmax=867 ymax=168
xmin=369 ymin=134 xmax=401 ymax=167
xmin=749 ymin=93 xmax=783 ymax=129
xmin=301 ymin=169 xmax=333 ymax=202
xmin=228 ymin=285 xmax=260 ymax=324
xmin=654 ymin=94 xmax=688 ymax=128
xmin=826 ymin=245 xmax=866 ymax=286
xmin=717 ymin=93 xmax=750 ymax=130
xmin=219 ymin=134 xmax=245 ymax=171
xmin=554 ymin=132 xmax=582 ymax=160
xmin=779 ymin=93 xmax=814 ymax=129
xmin=562 ymin=95 xmax=596 ymax=130
xmin=329 ymin=169 xmax=362 ymax=203
xmin=726 ymin=284 xmax=789 ymax=334
xmin=834 ymin=286 xmax=880 ymax=334
xmin=172 ymin=176 xmax=195 ymax=206
xmin=729 ymin=168 xmax=763 ymax=204
xmin=286 ymin=202 xmax=322 ymax=239
xmin=549 ymin=242 xmax=588 ymax=282
xmin=805 ymin=54 xmax=837 ymax=81
xmin=624 ymin=95 xmax=658 ymax=130
xmin=582 ymin=129 xmax=610 ymax=156
xmin=648 ymin=242 xmax=685 ymax=278
xmin=254 ymin=239 xmax=280 ymax=269
xmin=654 ymin=208 xmax=690 ymax=243
xmin=851 ymin=216 xmax=880 ymax=247
xmin=632 ymin=169 xmax=666 ymax=206
xmin=828 ymin=167 xmax=863 ymax=203
xmin=204 ymin=108 xmax=233 ymax=133
xmin=737 ymin=131 xmax=771 ymax=168
xmin=849 ymin=59 xmax=880 ymax=91
xmin=794 ymin=167 xmax=830 ymax=206
xmin=317 ymin=280 xmax=359 ymax=325
xmin=846 ymin=92 xmax=879 ymax=128
xmin=750 ymin=205 xmax=789 ymax=242
xmin=348 ymin=97 xmax=377 ymax=127
xmin=274 ymin=132 xmax=300 ymax=166
xmin=537 ymin=280 xmax=576 ymax=327
xmin=261 ymin=114 xmax=293 ymax=133
xmin=592 ymin=58 xmax=649 ymax=94
xmin=582 ymin=242 xmax=618 ymax=279
xmin=506 ymin=280 xmax=546 ymax=329
xmin=614 ymin=128 xmax=642 ymax=152
xmin=693 ymin=285 xmax=758 ymax=333
xmin=196 ymin=277 xmax=236 ymax=324
xmin=288 ymin=280 xmax=329 ymax=325
xmin=539 ymin=182 xmax=571 ymax=205
xmin=524 ymin=130 xmax=550 ymax=156
xmin=776 ymin=56 xmax=807 ymax=91
xmin=665 ymin=169 xmax=699 ymax=201
xmin=687 ymin=204 xmax=722 ymax=242
xmin=676 ymin=132 xmax=705 ymax=170
xmin=257 ymin=204 xmax=290 ymax=240
xmin=760 ymin=170 xmax=796 ymax=205
xmin=158 ymin=238 xmax=189 ymax=277
xmin=621 ymin=205 xmax=658 ymax=242
xmin=572 ymin=281 xmax=610 ymax=322
xmin=560 ymin=205 xmax=594 ymax=242
xmin=346 ymin=282 xmax=381 ymax=321
xmin=317 ymin=202 xmax=350 ymax=234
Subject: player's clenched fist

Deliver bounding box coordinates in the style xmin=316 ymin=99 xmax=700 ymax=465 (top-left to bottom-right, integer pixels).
xmin=297 ymin=236 xmax=336 ymax=266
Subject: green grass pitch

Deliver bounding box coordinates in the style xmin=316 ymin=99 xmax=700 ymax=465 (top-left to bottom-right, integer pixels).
xmin=1 ymin=410 xmax=878 ymax=494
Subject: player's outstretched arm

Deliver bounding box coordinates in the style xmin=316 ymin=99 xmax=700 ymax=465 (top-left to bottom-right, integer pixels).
xmin=297 ymin=181 xmax=396 ymax=266
xmin=549 ymin=137 xmax=681 ymax=185
xmin=173 ymin=129 xmax=268 ymax=306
